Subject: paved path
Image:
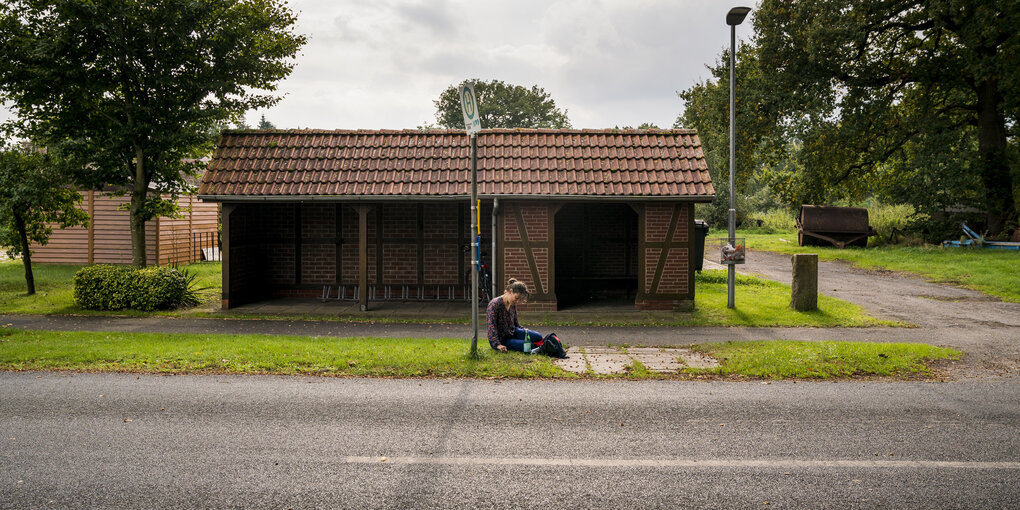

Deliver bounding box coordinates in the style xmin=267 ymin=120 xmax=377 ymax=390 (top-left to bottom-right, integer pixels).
xmin=2 ymin=372 xmax=1018 ymax=509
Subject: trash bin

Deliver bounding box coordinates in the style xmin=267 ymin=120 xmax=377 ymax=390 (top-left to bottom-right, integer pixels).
xmin=694 ymin=220 xmax=709 ymax=272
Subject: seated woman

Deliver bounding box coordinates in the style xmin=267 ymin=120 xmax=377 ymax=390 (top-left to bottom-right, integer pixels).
xmin=486 ymin=277 xmax=543 ymax=353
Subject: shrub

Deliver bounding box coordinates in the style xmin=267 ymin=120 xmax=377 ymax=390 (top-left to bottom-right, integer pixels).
xmin=73 ymin=265 xmax=195 ymax=311
xmin=746 ymin=208 xmax=796 ymax=232
xmin=73 ymin=265 xmax=134 ymax=310
xmin=868 ymin=203 xmax=925 ymax=246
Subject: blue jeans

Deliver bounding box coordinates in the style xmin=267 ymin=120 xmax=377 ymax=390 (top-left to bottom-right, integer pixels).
xmin=495 ymin=327 xmax=543 ymax=352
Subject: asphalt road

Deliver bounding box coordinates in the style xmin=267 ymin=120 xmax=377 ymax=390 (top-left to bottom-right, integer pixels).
xmin=2 ymin=372 xmax=1018 ymax=509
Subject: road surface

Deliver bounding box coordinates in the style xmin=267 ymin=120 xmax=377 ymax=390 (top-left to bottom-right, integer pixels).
xmin=2 ymin=372 xmax=1017 ymax=508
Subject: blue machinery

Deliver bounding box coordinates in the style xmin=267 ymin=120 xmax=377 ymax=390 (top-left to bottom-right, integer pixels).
xmin=942 ymin=223 xmax=1020 ymax=251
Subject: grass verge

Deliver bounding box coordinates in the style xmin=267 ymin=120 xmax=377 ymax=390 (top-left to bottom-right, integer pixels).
xmin=1 ymin=261 xmax=890 ymax=327
xmin=0 ymin=261 xmax=222 ymax=315
xmin=0 ymin=329 xmax=958 ymax=380
xmin=0 ymin=329 xmax=567 ymax=378
xmin=690 ymin=340 xmax=960 ymax=379
xmin=740 ymin=230 xmax=1020 ymax=303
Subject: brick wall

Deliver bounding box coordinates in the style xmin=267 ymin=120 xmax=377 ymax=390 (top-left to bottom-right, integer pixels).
xmin=637 ymin=203 xmax=693 ymax=311
xmin=501 ymin=202 xmax=554 ymax=311
xmin=225 ymin=202 xmax=491 ymax=299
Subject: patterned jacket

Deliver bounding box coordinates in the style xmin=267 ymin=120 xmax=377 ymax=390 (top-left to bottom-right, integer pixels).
xmin=486 ymin=296 xmax=520 ymax=348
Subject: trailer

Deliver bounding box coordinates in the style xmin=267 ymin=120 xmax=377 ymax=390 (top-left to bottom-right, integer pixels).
xmin=942 ymin=223 xmax=1020 ymax=251
xmin=796 ymin=205 xmax=876 ymax=249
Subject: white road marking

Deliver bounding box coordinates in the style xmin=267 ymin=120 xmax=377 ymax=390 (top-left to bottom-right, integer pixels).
xmin=345 ymin=456 xmax=1020 ymax=470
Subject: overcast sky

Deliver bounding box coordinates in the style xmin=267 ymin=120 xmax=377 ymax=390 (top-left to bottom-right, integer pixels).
xmin=2 ymin=1 xmax=756 ymax=130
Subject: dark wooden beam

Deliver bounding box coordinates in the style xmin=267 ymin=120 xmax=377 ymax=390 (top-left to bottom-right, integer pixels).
xmin=335 ymin=204 xmax=343 ymax=285
xmin=375 ymin=204 xmax=383 ymax=286
xmin=416 ymin=204 xmax=424 ymax=286
xmin=294 ymin=204 xmax=302 ymax=285
xmin=219 ymin=201 xmax=234 ymax=306
xmin=358 ymin=205 xmax=369 ymax=312
xmin=457 ymin=203 xmax=465 ymax=285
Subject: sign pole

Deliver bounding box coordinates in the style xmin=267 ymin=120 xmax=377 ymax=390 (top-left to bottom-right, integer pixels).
xmin=460 ymin=81 xmax=482 ymax=358
xmin=469 ymin=133 xmax=479 ymax=358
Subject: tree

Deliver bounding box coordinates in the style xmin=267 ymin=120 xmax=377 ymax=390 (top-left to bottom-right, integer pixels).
xmin=0 ymin=143 xmax=89 ymax=295
xmin=754 ymin=0 xmax=1019 ymax=234
xmin=257 ymin=114 xmax=276 ymax=130
xmin=434 ymin=80 xmax=571 ymax=129
xmin=0 ymin=0 xmax=306 ymax=265
xmin=675 ymin=42 xmax=782 ymax=227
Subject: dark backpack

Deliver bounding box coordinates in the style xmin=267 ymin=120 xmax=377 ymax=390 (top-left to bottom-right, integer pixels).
xmin=539 ymin=333 xmax=568 ymax=359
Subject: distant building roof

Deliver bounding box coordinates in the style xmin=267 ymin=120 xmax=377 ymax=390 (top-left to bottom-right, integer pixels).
xmin=197 ymin=128 xmax=714 ymax=201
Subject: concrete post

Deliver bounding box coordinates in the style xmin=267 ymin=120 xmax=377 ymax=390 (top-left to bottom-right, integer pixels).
xmin=791 ymin=253 xmax=818 ymax=311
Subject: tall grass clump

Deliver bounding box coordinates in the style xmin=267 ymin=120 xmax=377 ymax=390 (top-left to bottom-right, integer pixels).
xmin=746 ymin=208 xmax=796 ymax=232
xmin=868 ymin=203 xmax=927 ymax=246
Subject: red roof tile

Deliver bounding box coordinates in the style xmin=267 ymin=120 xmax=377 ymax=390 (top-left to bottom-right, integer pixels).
xmin=197 ymin=129 xmax=714 ymax=199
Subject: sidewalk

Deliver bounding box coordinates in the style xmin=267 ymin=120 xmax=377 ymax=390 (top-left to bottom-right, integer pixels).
xmin=1 ymin=312 xmax=1008 ymax=346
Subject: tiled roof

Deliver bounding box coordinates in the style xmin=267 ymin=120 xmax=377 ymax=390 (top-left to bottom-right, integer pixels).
xmin=197 ymin=129 xmax=713 ymax=199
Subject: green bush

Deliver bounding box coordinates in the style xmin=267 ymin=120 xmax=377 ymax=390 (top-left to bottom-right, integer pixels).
xmin=747 ymin=208 xmax=797 ymax=232
xmin=73 ymin=265 xmax=134 ymax=310
xmin=73 ymin=265 xmax=195 ymax=311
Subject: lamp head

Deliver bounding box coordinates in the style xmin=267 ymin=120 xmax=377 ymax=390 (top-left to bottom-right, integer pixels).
xmin=726 ymin=6 xmax=751 ymax=26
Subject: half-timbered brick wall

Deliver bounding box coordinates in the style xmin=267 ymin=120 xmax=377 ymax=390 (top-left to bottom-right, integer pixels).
xmin=221 ymin=201 xmax=493 ymax=305
xmin=635 ymin=203 xmax=694 ymax=311
xmin=500 ymin=202 xmax=556 ymax=312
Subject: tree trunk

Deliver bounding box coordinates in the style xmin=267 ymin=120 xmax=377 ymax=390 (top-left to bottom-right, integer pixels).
xmin=130 ymin=145 xmax=148 ymax=267
xmin=13 ymin=209 xmax=35 ymax=295
xmin=975 ymin=79 xmax=1016 ymax=235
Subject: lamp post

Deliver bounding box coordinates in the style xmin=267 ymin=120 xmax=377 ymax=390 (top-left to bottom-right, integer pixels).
xmin=726 ymin=6 xmax=750 ymax=309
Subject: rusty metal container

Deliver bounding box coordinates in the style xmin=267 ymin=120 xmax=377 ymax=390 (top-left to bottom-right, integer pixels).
xmin=797 ymin=205 xmax=876 ymax=248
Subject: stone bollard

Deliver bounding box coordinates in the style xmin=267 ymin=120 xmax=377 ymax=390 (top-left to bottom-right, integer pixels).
xmin=791 ymin=253 xmax=818 ymax=311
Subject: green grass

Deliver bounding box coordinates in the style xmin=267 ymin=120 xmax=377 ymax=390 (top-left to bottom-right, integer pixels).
xmin=0 ymin=329 xmax=957 ymax=380
xmin=0 ymin=329 xmax=568 ymax=378
xmin=691 ymin=340 xmax=960 ymax=379
xmin=0 ymin=261 xmax=222 ymax=315
xmin=680 ymin=269 xmax=893 ymax=327
xmin=740 ymin=230 xmax=1020 ymax=303
xmin=1 ymin=261 xmax=887 ymax=327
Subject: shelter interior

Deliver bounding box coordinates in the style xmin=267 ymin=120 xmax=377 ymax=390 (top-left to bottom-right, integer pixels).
xmin=554 ymin=203 xmax=639 ymax=309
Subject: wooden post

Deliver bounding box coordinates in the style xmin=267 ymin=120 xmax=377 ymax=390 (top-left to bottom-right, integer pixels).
xmin=358 ymin=205 xmax=369 ymax=312
xmin=220 ymin=204 xmax=235 ymax=309
xmin=87 ymin=190 xmax=95 ymax=265
xmin=791 ymin=253 xmax=818 ymax=311
xmin=154 ymin=216 xmax=161 ymax=266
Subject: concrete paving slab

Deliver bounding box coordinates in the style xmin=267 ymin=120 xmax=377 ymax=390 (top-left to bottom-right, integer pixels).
xmin=630 ymin=350 xmax=682 ymax=372
xmin=584 ymin=353 xmax=631 ymax=374
xmin=554 ymin=347 xmax=587 ymax=374
xmin=551 ymin=346 xmax=720 ymax=375
xmin=678 ymin=351 xmax=721 ymax=369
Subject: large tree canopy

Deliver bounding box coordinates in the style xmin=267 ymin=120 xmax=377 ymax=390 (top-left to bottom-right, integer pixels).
xmin=434 ymin=80 xmax=571 ymax=129
xmin=675 ymin=42 xmax=779 ymax=226
xmin=0 ymin=0 xmax=306 ymax=265
xmin=0 ymin=142 xmax=89 ymax=295
xmin=754 ymin=0 xmax=1019 ymax=234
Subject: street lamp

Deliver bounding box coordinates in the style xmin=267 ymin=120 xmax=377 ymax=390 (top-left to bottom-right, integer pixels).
xmin=726 ymin=6 xmax=750 ymax=309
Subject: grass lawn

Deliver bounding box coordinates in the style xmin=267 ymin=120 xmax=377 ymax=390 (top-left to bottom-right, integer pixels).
xmin=0 ymin=261 xmax=889 ymax=327
xmin=0 ymin=261 xmax=222 ymax=315
xmin=739 ymin=230 xmax=1020 ymax=303
xmin=0 ymin=329 xmax=959 ymax=380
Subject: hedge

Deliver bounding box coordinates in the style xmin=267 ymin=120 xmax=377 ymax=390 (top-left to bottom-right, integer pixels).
xmin=73 ymin=265 xmax=193 ymax=311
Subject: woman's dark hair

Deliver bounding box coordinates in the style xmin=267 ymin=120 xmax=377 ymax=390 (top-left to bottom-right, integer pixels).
xmin=505 ymin=278 xmax=529 ymax=299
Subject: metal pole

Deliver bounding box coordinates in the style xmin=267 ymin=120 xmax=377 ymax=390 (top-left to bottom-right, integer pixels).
xmin=492 ymin=197 xmax=499 ymax=300
xmin=727 ymin=22 xmax=736 ymax=309
xmin=469 ymin=133 xmax=480 ymax=357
